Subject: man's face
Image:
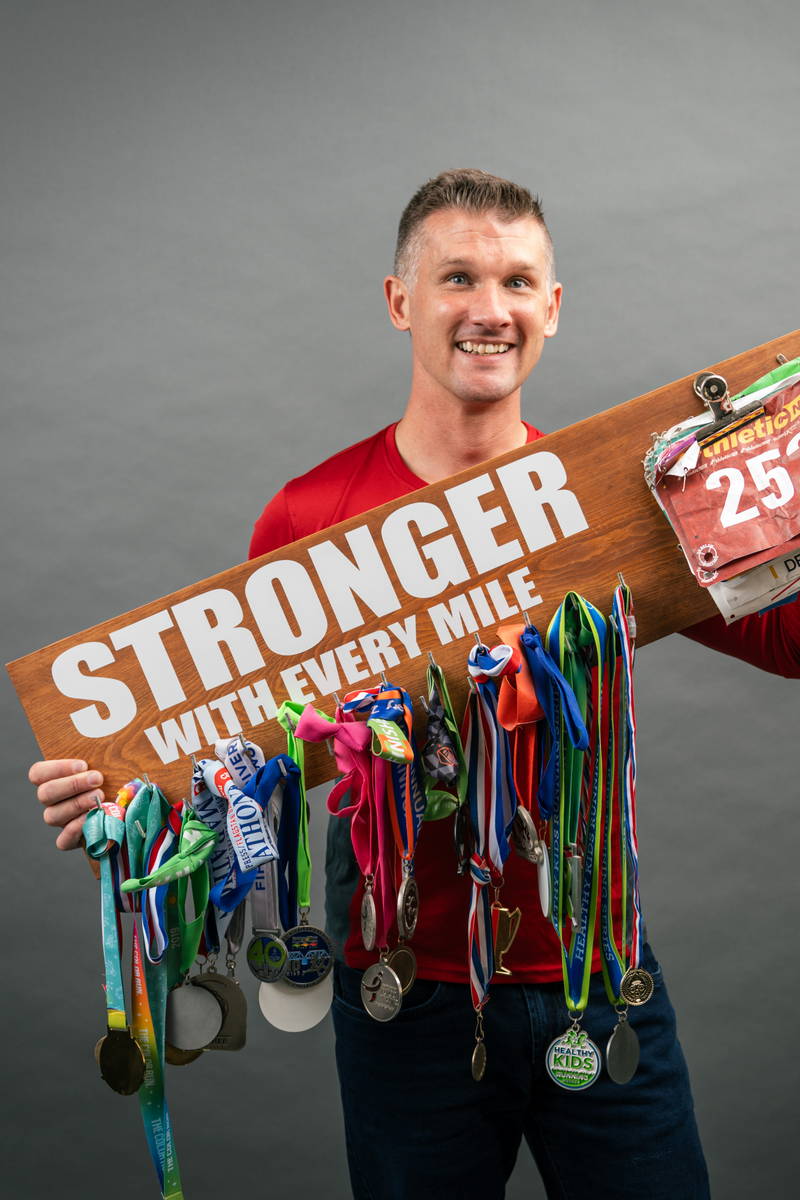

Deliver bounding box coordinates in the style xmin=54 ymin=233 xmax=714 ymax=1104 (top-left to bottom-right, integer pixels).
xmin=385 ymin=208 xmax=562 ymax=407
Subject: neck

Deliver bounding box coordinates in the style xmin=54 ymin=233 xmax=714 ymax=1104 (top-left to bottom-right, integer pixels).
xmin=395 ymin=387 xmax=527 ymax=483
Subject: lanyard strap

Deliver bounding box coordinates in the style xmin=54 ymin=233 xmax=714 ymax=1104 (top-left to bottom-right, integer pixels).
xmin=421 ymin=658 xmax=467 ymax=819
xmin=547 ymin=594 xmax=606 ymax=1014
xmin=462 ymin=643 xmax=521 ymax=1011
xmin=369 ymin=683 xmax=426 ymax=874
xmin=599 ymin=584 xmax=643 ymax=1002
xmin=84 ymin=799 xmax=128 ymax=1029
xmin=278 ymin=701 xmax=312 ymax=909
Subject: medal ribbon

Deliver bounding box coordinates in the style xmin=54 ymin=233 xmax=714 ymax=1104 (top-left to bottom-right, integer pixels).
xmin=600 ymin=584 xmax=643 ymax=1002
xmin=547 ymin=594 xmax=606 ymax=1015
xmin=368 ymin=682 xmax=426 ymax=878
xmin=277 ymin=701 xmax=313 ymax=910
xmin=462 ymin=643 xmax=521 ymax=1011
xmin=244 ymin=753 xmax=303 ymax=931
xmin=299 ymin=697 xmax=396 ymax=948
xmin=421 ymin=658 xmax=468 ymax=819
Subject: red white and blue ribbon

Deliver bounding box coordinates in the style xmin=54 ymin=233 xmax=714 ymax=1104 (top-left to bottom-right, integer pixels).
xmin=462 ymin=642 xmax=521 ymax=1011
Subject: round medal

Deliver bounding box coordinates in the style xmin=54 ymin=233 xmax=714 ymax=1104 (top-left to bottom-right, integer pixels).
xmin=511 ymin=807 xmax=543 ymax=864
xmin=360 ymin=889 xmax=377 ymax=952
xmin=606 ymin=1018 xmax=640 ymax=1085
xmin=545 ymin=1027 xmax=602 ymax=1091
xmin=360 ymin=960 xmax=403 ymax=1022
xmin=619 ymin=967 xmax=654 ymax=1007
xmin=166 ymin=980 xmax=225 ymax=1050
xmin=193 ymin=970 xmax=247 ymax=1052
xmin=537 ymin=841 xmax=551 ymax=919
xmin=471 ymin=1039 xmax=487 ymax=1082
xmin=386 ymin=943 xmax=417 ymax=994
xmin=258 ymin=972 xmax=333 ymax=1032
xmin=96 ymin=1027 xmax=146 ymax=1095
xmin=396 ymin=876 xmax=419 ymax=940
xmin=164 ymin=1041 xmax=204 ymax=1066
xmin=281 ymin=924 xmax=334 ymax=988
xmin=246 ymin=933 xmax=289 ymax=983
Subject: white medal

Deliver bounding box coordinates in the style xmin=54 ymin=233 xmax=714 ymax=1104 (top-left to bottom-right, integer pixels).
xmin=258 ymin=972 xmax=333 ymax=1031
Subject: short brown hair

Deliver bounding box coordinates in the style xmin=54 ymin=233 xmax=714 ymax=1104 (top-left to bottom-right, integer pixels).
xmin=394 ymin=168 xmax=554 ymax=286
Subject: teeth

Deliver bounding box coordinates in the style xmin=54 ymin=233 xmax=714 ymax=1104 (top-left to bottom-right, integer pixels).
xmin=457 ymin=341 xmax=511 ymax=355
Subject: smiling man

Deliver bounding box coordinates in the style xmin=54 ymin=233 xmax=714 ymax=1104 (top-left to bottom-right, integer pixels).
xmin=30 ymin=169 xmax=800 ymax=1200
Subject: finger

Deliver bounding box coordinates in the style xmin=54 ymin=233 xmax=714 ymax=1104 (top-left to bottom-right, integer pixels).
xmin=55 ymin=814 xmax=91 ymax=851
xmin=42 ymin=789 xmax=103 ymax=829
xmin=37 ymin=770 xmax=104 ymax=807
xmin=29 ymin=759 xmax=88 ymax=785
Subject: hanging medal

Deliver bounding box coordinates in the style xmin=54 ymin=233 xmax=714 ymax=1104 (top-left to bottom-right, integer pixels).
xmin=544 ymin=594 xmax=606 ymax=1091
xmin=84 ymin=790 xmax=147 ymax=1095
xmin=271 ymin=703 xmax=333 ymax=991
xmin=519 ymin=620 xmax=589 ymax=920
xmin=600 ymin=582 xmax=651 ymax=1084
xmin=462 ymin=640 xmax=521 ymax=1079
xmin=420 ymin=651 xmax=468 ymax=826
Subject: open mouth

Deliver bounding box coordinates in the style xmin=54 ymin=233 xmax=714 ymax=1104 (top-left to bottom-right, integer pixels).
xmin=456 ymin=341 xmax=513 ymax=356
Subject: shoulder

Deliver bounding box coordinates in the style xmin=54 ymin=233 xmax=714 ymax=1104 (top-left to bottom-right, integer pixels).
xmin=249 ymin=426 xmax=395 ymax=558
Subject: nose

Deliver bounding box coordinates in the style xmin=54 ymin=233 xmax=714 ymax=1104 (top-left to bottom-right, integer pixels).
xmin=467 ymin=282 xmax=512 ymax=330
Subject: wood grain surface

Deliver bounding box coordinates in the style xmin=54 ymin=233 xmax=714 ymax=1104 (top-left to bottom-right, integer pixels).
xmin=8 ymin=329 xmax=799 ymax=799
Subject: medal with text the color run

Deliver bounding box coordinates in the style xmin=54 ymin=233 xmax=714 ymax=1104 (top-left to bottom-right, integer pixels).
xmin=83 ymin=795 xmax=147 ymax=1095
xmin=544 ymin=593 xmax=605 ymax=1090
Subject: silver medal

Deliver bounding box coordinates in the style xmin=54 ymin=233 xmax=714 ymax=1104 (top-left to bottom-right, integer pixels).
xmin=396 ymin=875 xmax=419 ymax=940
xmin=360 ymin=887 xmax=377 ymax=952
xmin=166 ymin=979 xmax=225 ymax=1050
xmin=360 ymin=960 xmax=403 ymax=1022
xmin=511 ymin=807 xmax=544 ymax=864
xmin=194 ymin=970 xmax=248 ymax=1052
xmin=537 ymin=840 xmax=551 ymax=918
xmin=606 ymin=1016 xmax=640 ymax=1084
xmin=386 ymin=943 xmax=417 ymax=994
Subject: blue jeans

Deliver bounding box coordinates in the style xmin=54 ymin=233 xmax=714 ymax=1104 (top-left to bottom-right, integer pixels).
xmin=331 ymin=944 xmax=709 ymax=1199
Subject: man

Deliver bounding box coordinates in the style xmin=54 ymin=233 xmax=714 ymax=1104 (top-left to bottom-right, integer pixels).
xmin=30 ymin=169 xmax=800 ymax=1199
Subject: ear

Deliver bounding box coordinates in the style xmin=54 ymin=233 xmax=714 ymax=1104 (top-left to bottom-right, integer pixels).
xmin=543 ymin=282 xmax=563 ymax=339
xmin=384 ymin=275 xmax=411 ymax=332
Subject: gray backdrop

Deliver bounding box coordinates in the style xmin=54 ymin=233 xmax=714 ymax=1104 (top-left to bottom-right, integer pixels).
xmin=2 ymin=1 xmax=798 ymax=1196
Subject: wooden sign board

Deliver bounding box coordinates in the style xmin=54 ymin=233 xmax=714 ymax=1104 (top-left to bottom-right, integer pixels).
xmin=8 ymin=330 xmax=799 ymax=797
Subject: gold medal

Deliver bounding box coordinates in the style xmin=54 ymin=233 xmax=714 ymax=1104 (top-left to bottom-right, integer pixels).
xmin=491 ymin=902 xmax=521 ymax=976
xmin=619 ymin=966 xmax=654 ymax=1006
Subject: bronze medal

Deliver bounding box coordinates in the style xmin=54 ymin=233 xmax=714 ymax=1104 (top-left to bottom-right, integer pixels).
xmin=386 ymin=943 xmax=417 ymax=994
xmin=619 ymin=966 xmax=654 ymax=1007
xmin=471 ymin=1039 xmax=487 ymax=1082
xmin=396 ymin=875 xmax=419 ymax=940
xmin=193 ymin=970 xmax=247 ymax=1052
xmin=96 ymin=1026 xmax=146 ymax=1095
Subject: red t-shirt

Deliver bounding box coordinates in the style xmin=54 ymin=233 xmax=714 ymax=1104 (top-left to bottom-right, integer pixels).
xmin=250 ymin=423 xmax=800 ymax=983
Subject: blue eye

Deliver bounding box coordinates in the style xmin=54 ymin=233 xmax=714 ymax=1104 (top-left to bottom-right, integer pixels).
xmin=447 ymin=273 xmax=469 ymax=285
xmin=507 ymin=277 xmax=529 ymax=289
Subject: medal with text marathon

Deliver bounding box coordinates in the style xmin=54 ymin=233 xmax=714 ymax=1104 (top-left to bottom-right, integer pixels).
xmin=544 ymin=594 xmax=606 ymax=1091
xmin=85 ymin=779 xmax=185 ymax=1199
xmin=600 ymin=583 xmax=652 ymax=1084
xmin=272 ymin=702 xmax=334 ymax=989
xmin=462 ymin=640 xmax=522 ymax=1081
